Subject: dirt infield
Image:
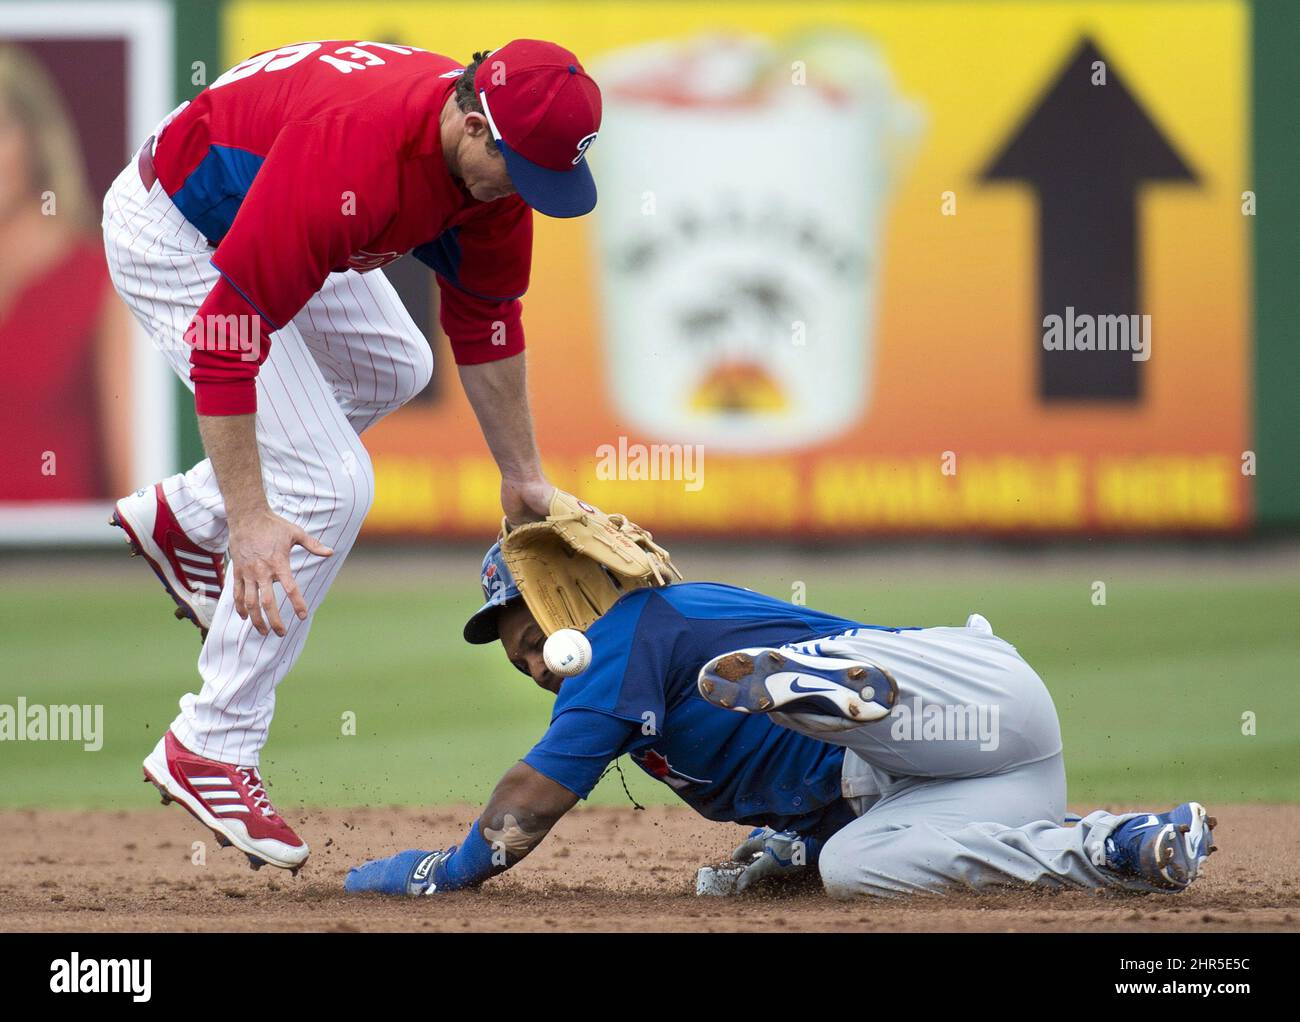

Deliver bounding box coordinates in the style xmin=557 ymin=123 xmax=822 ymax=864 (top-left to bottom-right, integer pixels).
xmin=2 ymin=804 xmax=1297 ymax=932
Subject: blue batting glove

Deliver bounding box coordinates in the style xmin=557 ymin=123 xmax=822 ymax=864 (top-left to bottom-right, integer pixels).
xmin=344 ymin=848 xmax=452 ymax=896
xmin=732 ymin=827 xmax=822 ymax=892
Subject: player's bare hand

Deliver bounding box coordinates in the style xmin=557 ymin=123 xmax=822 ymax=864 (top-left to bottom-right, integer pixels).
xmin=228 ymin=509 xmax=333 ymax=636
xmin=501 ymin=476 xmax=556 ymax=528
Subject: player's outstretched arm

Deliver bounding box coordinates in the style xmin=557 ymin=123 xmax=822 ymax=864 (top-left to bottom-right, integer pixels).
xmin=197 ymin=413 xmax=333 ymax=636
xmin=344 ymin=762 xmax=578 ymax=896
xmin=479 ymin=760 xmax=580 ymax=861
xmin=458 ymin=354 xmax=555 ymax=526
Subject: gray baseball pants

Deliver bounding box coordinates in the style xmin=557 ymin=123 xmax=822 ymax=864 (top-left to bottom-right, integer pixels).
xmin=774 ymin=617 xmax=1158 ymax=897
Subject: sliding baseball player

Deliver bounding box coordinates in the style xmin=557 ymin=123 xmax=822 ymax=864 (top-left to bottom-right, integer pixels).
xmin=102 ymin=39 xmax=601 ymax=871
xmin=346 ymin=499 xmax=1217 ymax=898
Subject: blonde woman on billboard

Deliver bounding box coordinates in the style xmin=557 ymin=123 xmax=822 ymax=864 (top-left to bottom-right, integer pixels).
xmin=0 ymin=43 xmax=132 ymax=501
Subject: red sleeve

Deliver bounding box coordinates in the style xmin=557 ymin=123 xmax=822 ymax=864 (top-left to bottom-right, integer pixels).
xmin=437 ymin=197 xmax=532 ymax=365
xmin=188 ymin=117 xmax=396 ymax=415
xmin=187 ymin=276 xmax=271 ymax=415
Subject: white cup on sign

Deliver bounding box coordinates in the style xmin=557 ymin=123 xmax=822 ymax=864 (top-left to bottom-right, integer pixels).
xmin=591 ymin=32 xmax=920 ymax=452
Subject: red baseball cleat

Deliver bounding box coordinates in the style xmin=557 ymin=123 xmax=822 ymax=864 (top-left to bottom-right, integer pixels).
xmin=111 ymin=483 xmax=225 ymax=641
xmin=143 ymin=731 xmax=309 ymax=872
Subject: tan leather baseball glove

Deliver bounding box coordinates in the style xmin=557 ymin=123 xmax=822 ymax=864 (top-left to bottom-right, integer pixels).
xmin=498 ymin=491 xmax=682 ymax=635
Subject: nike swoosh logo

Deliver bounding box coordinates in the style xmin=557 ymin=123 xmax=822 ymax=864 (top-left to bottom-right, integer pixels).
xmin=788 ymin=677 xmax=841 ymax=695
xmin=1131 ymin=815 xmax=1162 ymax=829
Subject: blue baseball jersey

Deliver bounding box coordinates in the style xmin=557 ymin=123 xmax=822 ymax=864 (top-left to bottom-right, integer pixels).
xmin=523 ymin=583 xmax=894 ymax=836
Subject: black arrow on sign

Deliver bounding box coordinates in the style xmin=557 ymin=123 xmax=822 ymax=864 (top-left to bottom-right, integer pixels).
xmin=981 ymin=37 xmax=1197 ymax=400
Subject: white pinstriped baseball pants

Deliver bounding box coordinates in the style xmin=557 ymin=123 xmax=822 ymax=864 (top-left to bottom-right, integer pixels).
xmin=102 ymin=132 xmax=432 ymax=766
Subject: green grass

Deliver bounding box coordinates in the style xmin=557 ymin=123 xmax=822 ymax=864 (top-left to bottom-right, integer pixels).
xmin=2 ymin=556 xmax=1297 ymax=810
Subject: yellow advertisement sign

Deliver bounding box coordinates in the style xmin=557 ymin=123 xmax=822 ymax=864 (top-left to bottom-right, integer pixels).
xmin=225 ymin=1 xmax=1251 ymax=535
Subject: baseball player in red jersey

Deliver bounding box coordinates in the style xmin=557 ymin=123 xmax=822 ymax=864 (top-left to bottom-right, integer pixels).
xmin=100 ymin=39 xmax=601 ymax=871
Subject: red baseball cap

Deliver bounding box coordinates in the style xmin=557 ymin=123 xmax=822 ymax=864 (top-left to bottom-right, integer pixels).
xmin=473 ymin=40 xmax=602 ymax=218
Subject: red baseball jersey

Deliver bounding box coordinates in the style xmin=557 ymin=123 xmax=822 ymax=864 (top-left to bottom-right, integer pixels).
xmin=152 ymin=41 xmax=533 ymax=415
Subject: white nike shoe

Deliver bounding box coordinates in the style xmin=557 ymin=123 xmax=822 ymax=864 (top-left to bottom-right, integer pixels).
xmin=696 ymin=646 xmax=898 ymax=723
